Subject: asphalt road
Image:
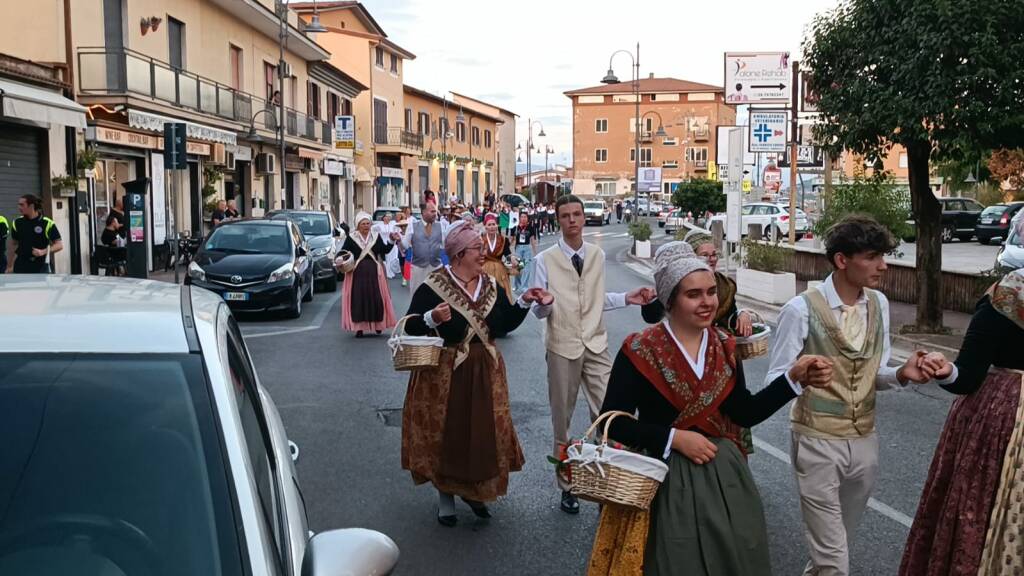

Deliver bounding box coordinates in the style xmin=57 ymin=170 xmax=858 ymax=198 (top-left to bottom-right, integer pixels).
xmin=240 ymin=220 xmax=955 ymax=575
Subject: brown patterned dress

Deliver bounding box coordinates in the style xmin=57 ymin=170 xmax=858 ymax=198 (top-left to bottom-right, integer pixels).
xmin=400 ymin=269 xmax=529 ymax=501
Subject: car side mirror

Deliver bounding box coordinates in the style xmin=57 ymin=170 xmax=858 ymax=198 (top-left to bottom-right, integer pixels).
xmin=296 ymin=245 xmax=307 ymax=257
xmin=333 ymin=227 xmax=341 ymax=237
xmin=301 ymin=528 xmax=399 ymax=576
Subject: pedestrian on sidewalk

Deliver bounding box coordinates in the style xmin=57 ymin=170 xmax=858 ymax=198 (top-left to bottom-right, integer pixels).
xmin=10 ymin=194 xmax=62 ymax=274
xmin=339 ymin=212 xmax=397 ymax=338
xmin=590 ymin=242 xmax=833 ymax=576
xmin=532 ymin=194 xmax=656 ymax=514
xmin=899 ymin=269 xmax=1024 ymax=576
xmin=765 ymin=214 xmax=958 ymax=576
xmin=400 ymin=221 xmax=553 ymax=526
xmin=511 ymin=213 xmax=537 ymax=293
xmin=375 ymin=212 xmax=401 ymax=279
xmin=397 ymin=200 xmax=445 ymax=295
xmin=481 ymin=213 xmax=514 ymax=304
xmin=615 ymin=200 xmax=623 ymax=224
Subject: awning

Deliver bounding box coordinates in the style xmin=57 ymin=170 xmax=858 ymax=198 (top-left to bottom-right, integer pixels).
xmin=297 ymin=148 xmax=324 ymax=161
xmin=355 ymin=165 xmax=373 ymax=183
xmin=127 ymin=109 xmax=237 ymax=145
xmin=0 ymin=79 xmax=86 ymax=129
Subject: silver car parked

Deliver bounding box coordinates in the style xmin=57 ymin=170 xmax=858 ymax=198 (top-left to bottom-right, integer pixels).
xmin=0 ymin=275 xmax=398 ymax=576
xmin=996 ymin=215 xmax=1024 ymax=271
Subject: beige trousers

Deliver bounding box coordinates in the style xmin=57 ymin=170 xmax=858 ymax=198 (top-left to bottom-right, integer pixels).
xmin=547 ymin=348 xmax=612 ymax=491
xmin=791 ymin=430 xmax=880 ymax=576
xmin=409 ymin=264 xmax=440 ymax=296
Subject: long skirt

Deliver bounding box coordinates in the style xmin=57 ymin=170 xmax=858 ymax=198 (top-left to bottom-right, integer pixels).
xmin=341 ymin=258 xmax=396 ymax=332
xmin=384 ymin=245 xmax=401 ymax=279
xmin=644 ymin=440 xmax=771 ymax=576
xmin=899 ymin=367 xmax=1024 ymax=576
xmin=482 ymin=258 xmax=513 ymax=303
xmin=401 ymin=343 xmax=525 ymax=501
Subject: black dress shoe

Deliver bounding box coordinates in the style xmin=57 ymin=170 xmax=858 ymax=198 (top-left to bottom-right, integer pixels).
xmin=437 ymin=514 xmax=457 ymax=527
xmin=355 ymin=331 xmax=363 ymax=338
xmin=462 ymin=498 xmax=492 ymax=519
xmin=560 ymin=491 xmax=580 ymax=515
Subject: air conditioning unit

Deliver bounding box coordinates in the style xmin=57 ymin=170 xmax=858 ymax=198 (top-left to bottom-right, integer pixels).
xmin=279 ymin=60 xmax=292 ymax=78
xmin=255 ymin=152 xmax=276 ymax=174
xmin=210 ymin=143 xmax=227 ymax=166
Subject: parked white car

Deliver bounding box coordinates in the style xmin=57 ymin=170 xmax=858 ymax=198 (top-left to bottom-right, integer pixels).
xmin=664 ymin=209 xmax=690 ymax=236
xmin=709 ymin=202 xmax=809 ymax=240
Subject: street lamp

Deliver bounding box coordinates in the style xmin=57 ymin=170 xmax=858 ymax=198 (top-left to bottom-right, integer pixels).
xmin=544 ymin=145 xmax=554 ymax=201
xmin=603 ymin=44 xmax=641 ymax=222
xmin=304 ymin=0 xmax=328 ymax=33
xmin=523 ymin=119 xmax=545 ymax=200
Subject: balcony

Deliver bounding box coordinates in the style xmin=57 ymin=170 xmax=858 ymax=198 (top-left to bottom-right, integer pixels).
xmin=639 ymin=131 xmax=654 ymax=143
xmin=373 ymin=126 xmax=423 ymax=156
xmin=77 ymin=47 xmax=326 ymax=146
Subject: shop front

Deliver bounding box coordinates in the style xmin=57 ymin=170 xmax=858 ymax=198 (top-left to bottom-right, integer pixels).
xmin=376 ymin=166 xmax=405 ymax=209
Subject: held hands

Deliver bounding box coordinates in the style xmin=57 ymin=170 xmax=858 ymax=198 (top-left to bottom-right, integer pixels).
xmin=788 ymin=355 xmax=834 ymax=388
xmin=672 ymin=430 xmax=718 ymax=465
xmin=898 ymin=350 xmax=952 ymax=384
xmin=521 ymin=288 xmax=554 ymax=306
xmin=735 ymin=311 xmax=754 ymax=337
xmin=430 ymin=303 xmax=452 ymax=325
xmin=626 ymin=286 xmax=657 ymax=306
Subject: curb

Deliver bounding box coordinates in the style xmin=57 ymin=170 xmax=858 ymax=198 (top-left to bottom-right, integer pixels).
xmin=621 ymin=249 xmax=958 ymax=363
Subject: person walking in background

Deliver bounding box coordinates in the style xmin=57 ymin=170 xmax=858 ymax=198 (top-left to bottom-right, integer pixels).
xmin=511 ymin=212 xmax=536 ymax=293
xmin=531 ymin=194 xmax=655 ymax=514
xmin=615 ymin=200 xmax=623 ymax=224
xmin=397 ymin=201 xmax=445 ymax=294
xmin=9 ymin=194 xmax=62 ymax=274
xmin=499 ymin=204 xmax=510 ymax=238
xmin=481 ymin=213 xmax=514 ymax=303
xmin=100 ymin=196 xmax=126 ymax=247
xmin=339 ymin=212 xmax=396 ymax=338
xmin=225 ymin=199 xmax=241 ymax=220
xmin=375 ymin=212 xmax=401 ymax=280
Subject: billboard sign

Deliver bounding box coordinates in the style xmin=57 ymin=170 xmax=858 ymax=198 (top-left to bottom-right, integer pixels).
xmin=725 ymin=52 xmax=791 ymax=104
xmin=637 ymin=167 xmax=662 ymax=193
xmin=748 ymin=110 xmax=788 ymax=153
xmin=334 ymin=115 xmax=355 ymax=150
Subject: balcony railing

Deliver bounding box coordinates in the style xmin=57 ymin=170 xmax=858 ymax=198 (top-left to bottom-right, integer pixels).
xmin=77 ymin=47 xmax=326 ymax=145
xmin=374 ymin=126 xmax=423 ymax=150
xmin=693 ymin=159 xmax=709 ymax=169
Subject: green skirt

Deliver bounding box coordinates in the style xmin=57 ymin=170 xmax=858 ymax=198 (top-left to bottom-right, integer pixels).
xmin=644 ymin=438 xmax=771 ymax=576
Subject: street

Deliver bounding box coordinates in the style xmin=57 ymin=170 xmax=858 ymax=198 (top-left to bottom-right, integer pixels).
xmin=240 ymin=221 xmax=956 ymax=576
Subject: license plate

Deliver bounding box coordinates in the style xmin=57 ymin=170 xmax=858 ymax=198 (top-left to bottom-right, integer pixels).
xmin=981 ymin=217 xmax=994 ymax=224
xmin=224 ymin=292 xmax=249 ymax=301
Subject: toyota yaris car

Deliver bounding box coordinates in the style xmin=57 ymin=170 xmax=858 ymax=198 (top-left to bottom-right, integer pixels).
xmin=0 ymin=275 xmax=399 ymax=576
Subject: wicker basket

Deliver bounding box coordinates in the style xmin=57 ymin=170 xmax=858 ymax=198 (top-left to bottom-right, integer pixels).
xmin=388 ymin=315 xmax=444 ymax=371
xmin=735 ymin=312 xmax=771 ymax=360
xmin=565 ymin=411 xmax=669 ymax=510
xmin=334 ymin=251 xmax=356 ymax=274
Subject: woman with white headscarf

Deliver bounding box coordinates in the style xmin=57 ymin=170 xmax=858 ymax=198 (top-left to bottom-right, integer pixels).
xmin=400 ymin=220 xmax=553 ymax=526
xmin=338 ymin=211 xmax=396 ymax=337
xmin=588 ymin=242 xmax=832 ymax=576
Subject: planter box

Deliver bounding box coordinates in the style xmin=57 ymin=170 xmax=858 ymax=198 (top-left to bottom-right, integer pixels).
xmin=737 ymin=268 xmax=797 ymax=305
xmin=635 ymin=240 xmax=652 ymax=259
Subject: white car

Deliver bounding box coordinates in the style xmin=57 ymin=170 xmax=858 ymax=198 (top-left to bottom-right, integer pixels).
xmin=584 ymin=201 xmax=611 ymax=225
xmin=709 ymin=202 xmax=809 ymax=240
xmin=664 ymin=209 xmax=690 ymax=236
xmin=0 ymin=276 xmax=399 ymax=576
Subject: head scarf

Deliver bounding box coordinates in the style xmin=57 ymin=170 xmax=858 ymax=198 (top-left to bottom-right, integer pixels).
xmin=461 ymin=211 xmax=476 ymax=223
xmin=444 ymin=220 xmax=479 ymax=259
xmin=991 ymin=269 xmax=1024 ymax=330
xmin=355 ymin=211 xmax=372 ymax=226
xmin=683 ymin=229 xmax=714 ymax=251
xmin=654 ymin=241 xmax=711 ymax=308
xmin=484 ymin=213 xmax=498 ymax=225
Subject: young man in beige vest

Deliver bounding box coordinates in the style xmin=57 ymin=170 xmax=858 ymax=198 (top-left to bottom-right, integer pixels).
xmin=530 ymin=194 xmax=654 ymax=514
xmin=766 ymin=215 xmax=955 ymax=576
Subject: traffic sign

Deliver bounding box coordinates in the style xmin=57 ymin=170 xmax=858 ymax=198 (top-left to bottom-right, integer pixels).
xmin=748 ymin=111 xmax=787 ymax=153
xmin=763 ymin=164 xmax=782 ymax=193
xmin=778 ymin=145 xmax=825 ymax=169
xmin=725 ymin=52 xmax=791 ymax=104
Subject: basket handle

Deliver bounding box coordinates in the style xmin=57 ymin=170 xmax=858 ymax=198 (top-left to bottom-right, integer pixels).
xmin=579 ymin=410 xmax=636 ymax=446
xmin=391 ymin=314 xmax=417 ymax=340
xmin=742 ymin=309 xmax=764 ymax=325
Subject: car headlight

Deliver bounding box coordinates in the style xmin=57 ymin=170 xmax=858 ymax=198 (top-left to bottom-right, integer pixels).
xmin=311 ymin=246 xmax=330 ymax=257
xmin=268 ymin=262 xmax=295 ymax=283
xmin=188 ymin=261 xmax=205 ymax=282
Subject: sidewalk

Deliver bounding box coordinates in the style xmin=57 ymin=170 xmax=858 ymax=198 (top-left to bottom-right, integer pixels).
xmin=622 ymin=249 xmax=969 ymax=362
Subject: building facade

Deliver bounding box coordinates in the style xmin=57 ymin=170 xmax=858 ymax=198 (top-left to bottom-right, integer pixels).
xmin=565 ymin=76 xmax=736 ymax=201
xmin=452 ymin=92 xmax=516 ymax=199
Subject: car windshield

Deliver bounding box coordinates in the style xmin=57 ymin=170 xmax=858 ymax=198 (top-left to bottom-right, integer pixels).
xmin=982 ymin=205 xmax=1008 ymax=216
xmin=584 ymin=202 xmax=604 ymax=210
xmin=205 ymin=224 xmax=291 ymax=254
xmin=275 ymin=213 xmax=330 ymax=236
xmin=0 ymin=353 xmax=242 ymax=576
xmin=1009 ymin=220 xmax=1024 ymax=246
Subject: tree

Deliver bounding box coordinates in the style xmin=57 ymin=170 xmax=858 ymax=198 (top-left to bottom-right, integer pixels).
xmin=988 ymin=149 xmax=1024 ymax=192
xmin=803 ymin=0 xmax=1024 ymax=331
xmin=672 ymin=178 xmax=725 ymax=215
xmin=813 ymin=173 xmax=912 ymax=241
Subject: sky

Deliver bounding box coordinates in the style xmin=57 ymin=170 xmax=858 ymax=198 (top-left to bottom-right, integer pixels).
xmin=360 ymin=0 xmax=841 ymax=170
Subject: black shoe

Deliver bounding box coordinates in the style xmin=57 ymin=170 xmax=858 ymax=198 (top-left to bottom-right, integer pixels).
xmin=437 ymin=514 xmax=457 ymax=527
xmin=560 ymin=491 xmax=580 ymax=515
xmin=375 ymin=330 xmax=382 ymax=335
xmin=355 ymin=331 xmax=363 ymax=338
xmin=462 ymin=498 xmax=492 ymax=519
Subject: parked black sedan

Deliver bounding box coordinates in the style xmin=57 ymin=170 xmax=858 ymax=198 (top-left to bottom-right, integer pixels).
xmin=903 ymin=197 xmax=985 ymax=243
xmin=268 ymin=209 xmax=344 ymax=292
xmin=186 ymin=218 xmax=314 ymax=318
xmin=975 ymin=201 xmax=1024 ymax=245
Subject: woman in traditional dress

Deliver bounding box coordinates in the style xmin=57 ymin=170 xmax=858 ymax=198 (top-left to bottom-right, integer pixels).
xmin=401 ymin=221 xmax=553 ymax=526
xmin=376 ymin=212 xmax=401 ymax=279
xmin=589 ymin=242 xmax=831 ymax=576
xmin=899 ymin=269 xmax=1024 ymax=576
xmin=338 ymin=212 xmax=396 ymax=338
xmin=480 ymin=213 xmax=514 ymax=303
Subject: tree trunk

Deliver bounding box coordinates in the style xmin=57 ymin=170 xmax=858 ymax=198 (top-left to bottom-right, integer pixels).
xmin=907 ymin=140 xmax=944 ymax=332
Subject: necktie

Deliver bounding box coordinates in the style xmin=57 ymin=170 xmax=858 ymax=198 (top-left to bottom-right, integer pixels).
xmin=840 ymin=304 xmax=866 ymax=350
xmin=572 ymin=253 xmax=583 ymax=276
xmin=425 ymin=222 xmax=432 ymax=237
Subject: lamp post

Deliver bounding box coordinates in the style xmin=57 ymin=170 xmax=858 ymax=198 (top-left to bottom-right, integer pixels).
xmin=603 ymin=44 xmax=640 ymax=220
xmin=543 ymin=145 xmax=554 ymax=202
xmin=521 ymin=119 xmax=545 ymax=200
xmin=638 ymin=111 xmax=667 ymax=201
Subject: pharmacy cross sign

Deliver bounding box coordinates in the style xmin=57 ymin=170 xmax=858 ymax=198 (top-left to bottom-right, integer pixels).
xmin=753 ymin=123 xmax=772 ymax=143
xmin=748 ymin=110 xmax=787 ymax=153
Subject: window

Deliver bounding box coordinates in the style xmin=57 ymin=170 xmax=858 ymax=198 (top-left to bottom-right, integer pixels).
xmin=595 ymin=118 xmax=608 ymax=133
xmin=341 ymin=97 xmax=352 ymax=116
xmin=390 ymin=54 xmax=399 ymax=74
xmin=628 ymin=117 xmax=654 ymax=133
xmin=457 ymin=168 xmax=465 ymax=198
xmin=405 ymin=108 xmax=413 ymax=131
xmin=685 ymin=146 xmax=709 ymax=166
xmin=375 ymin=46 xmax=385 ymax=68
xmin=418 ymin=112 xmax=430 ymax=136
xmin=742 ymin=205 xmax=753 ymax=216
xmin=419 ymin=165 xmax=429 ymax=192
xmin=439 ymin=117 xmax=450 ymax=138
xmin=264 ymin=62 xmax=276 ymax=102
xmin=307 ymin=81 xmax=320 ymax=119
xmin=485 ymin=171 xmax=491 ymax=193
xmin=663 ymin=160 xmax=679 ymax=168
xmin=229 ymin=45 xmax=243 ymax=90
xmin=595 ymin=149 xmax=608 ymax=163
xmin=484 ymin=129 xmax=492 ymax=148
xmin=440 ymin=166 xmax=449 ymax=192
xmin=662 ymin=137 xmax=679 ymax=146
xmin=596 ymin=181 xmax=616 ymax=196
xmin=899 ymin=153 xmax=908 ymax=169
xmin=168 ymin=17 xmax=185 ymax=70
xmin=630 ymin=148 xmax=635 ymax=162
xmin=472 ymin=126 xmax=480 ymax=147
xmin=327 ymin=92 xmax=340 ymax=120
xmin=456 ymin=121 xmax=466 ymax=142
xmin=640 ymin=147 xmax=653 ymax=167
xmin=651 ymin=93 xmax=680 ymax=102
xmin=373 ymin=98 xmax=388 ymax=145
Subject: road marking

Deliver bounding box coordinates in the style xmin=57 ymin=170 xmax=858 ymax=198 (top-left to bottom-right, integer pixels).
xmin=751 ymin=436 xmax=913 ymax=528
xmin=243 ymin=289 xmax=341 ymax=339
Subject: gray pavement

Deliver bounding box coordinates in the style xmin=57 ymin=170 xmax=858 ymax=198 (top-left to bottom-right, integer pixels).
xmin=239 ymin=220 xmax=953 ymax=575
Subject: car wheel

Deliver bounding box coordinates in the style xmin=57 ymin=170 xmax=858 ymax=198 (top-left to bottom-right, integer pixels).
xmin=284 ymin=286 xmax=302 ymax=319
xmin=302 ymin=279 xmax=314 ymax=302
xmin=941 ymin=223 xmax=955 ymax=243
xmin=978 ymin=236 xmax=990 ymax=245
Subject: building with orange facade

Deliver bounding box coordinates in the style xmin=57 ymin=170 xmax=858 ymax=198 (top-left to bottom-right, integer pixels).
xmin=565 ymin=76 xmax=736 ymax=201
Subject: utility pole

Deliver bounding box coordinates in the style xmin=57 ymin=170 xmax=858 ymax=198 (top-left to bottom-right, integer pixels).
xmin=788 ymin=60 xmax=800 ymax=244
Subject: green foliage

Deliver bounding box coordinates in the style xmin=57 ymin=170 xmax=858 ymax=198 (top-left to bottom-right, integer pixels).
xmin=76 ymin=147 xmax=98 ymax=171
xmin=813 ymin=174 xmax=911 ymax=243
xmin=975 ymin=183 xmax=1009 ymax=207
xmin=741 ymin=239 xmax=792 ymax=274
xmin=51 ymin=174 xmax=78 ymax=190
xmin=628 ymin=220 xmax=652 ymax=242
xmin=672 ymin=178 xmax=725 ymax=215
xmin=202 ymin=165 xmax=223 ymax=199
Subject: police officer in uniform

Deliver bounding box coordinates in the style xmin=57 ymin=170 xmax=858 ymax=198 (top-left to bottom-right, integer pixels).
xmin=0 ymin=213 xmax=9 ymax=273
xmin=10 ymin=194 xmax=62 ymax=274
